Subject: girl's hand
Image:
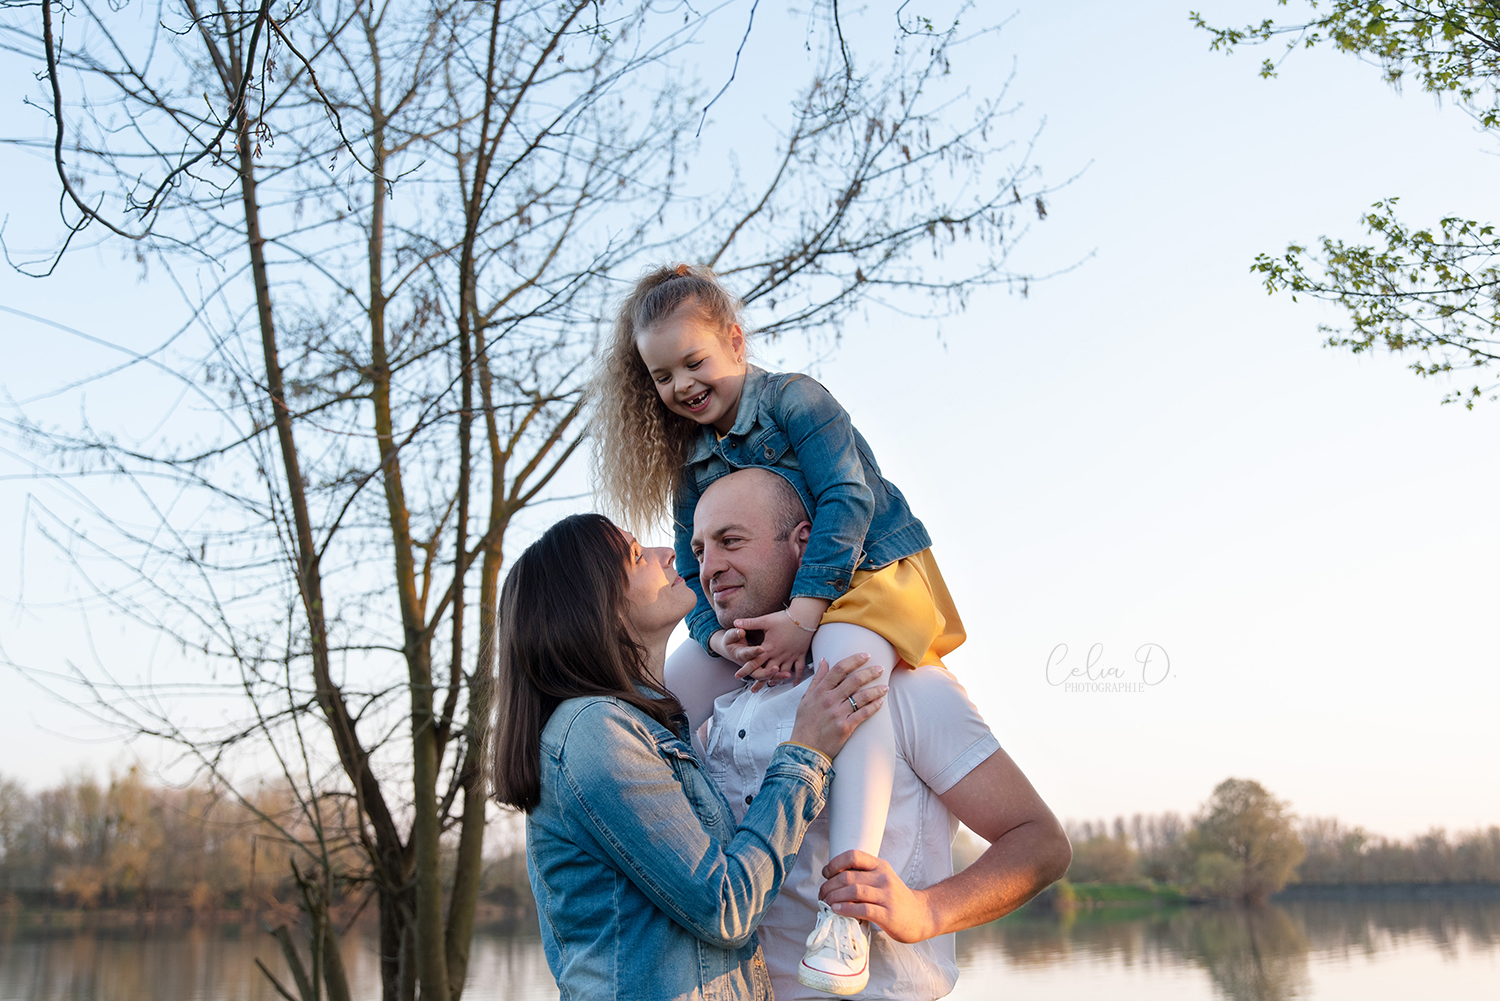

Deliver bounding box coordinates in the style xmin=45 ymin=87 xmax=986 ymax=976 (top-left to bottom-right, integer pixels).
xmin=732 ymin=596 xmax=830 ymax=687
xmin=710 ymin=627 xmax=758 ymax=664
xmin=787 ymin=655 xmax=886 ymax=761
xmin=731 ymin=610 xmax=815 ymax=688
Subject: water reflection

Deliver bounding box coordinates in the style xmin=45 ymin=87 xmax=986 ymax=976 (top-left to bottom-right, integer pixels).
xmin=1170 ymin=906 xmax=1309 ymax=1001
xmin=2 ymin=899 xmax=1496 ymax=1001
xmin=952 ymin=897 xmax=1500 ymax=1001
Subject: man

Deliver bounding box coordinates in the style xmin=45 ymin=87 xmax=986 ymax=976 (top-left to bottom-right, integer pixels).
xmin=689 ymin=467 xmax=1071 ymax=1000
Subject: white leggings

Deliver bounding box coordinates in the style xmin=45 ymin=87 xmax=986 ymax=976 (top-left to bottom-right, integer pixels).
xmin=663 ymin=622 xmax=896 ymax=858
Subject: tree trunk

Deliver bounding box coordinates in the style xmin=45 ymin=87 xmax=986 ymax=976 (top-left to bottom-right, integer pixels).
xmin=224 ymin=14 xmax=410 ymax=1000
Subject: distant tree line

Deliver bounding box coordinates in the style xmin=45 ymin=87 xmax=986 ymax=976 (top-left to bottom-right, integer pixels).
xmin=1066 ymin=779 xmax=1500 ymax=903
xmin=0 ymin=769 xmax=530 ymax=916
xmin=9 ymin=771 xmax=1496 ymax=913
xmin=0 ymin=770 xmax=276 ymax=910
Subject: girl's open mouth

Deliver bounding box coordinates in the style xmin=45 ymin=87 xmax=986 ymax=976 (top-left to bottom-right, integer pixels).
xmin=684 ymin=389 xmax=711 ymax=411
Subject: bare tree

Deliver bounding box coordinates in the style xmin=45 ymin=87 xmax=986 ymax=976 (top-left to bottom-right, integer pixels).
xmin=1 ymin=2 xmax=1054 ymax=999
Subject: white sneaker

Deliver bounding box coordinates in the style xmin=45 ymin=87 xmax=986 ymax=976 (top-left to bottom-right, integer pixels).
xmin=797 ymin=899 xmax=870 ymax=996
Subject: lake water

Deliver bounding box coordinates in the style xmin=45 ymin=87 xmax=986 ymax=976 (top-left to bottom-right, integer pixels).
xmin=2 ymin=899 xmax=1495 ymax=1000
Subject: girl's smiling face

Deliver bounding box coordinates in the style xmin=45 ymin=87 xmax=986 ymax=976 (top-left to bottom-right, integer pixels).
xmin=636 ymin=304 xmax=747 ymax=435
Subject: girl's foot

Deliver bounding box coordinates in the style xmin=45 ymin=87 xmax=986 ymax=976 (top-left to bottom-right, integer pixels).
xmin=797 ymin=899 xmax=870 ymax=995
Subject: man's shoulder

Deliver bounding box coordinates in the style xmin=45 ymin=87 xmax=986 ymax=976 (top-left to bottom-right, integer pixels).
xmin=887 ymin=666 xmax=1000 ymax=796
xmin=887 ymin=664 xmax=982 ymax=711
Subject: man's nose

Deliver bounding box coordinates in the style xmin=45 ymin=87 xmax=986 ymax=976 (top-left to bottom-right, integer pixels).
xmin=699 ymin=543 xmax=726 ymax=577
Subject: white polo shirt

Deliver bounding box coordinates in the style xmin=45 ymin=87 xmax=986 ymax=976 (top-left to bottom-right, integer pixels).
xmin=701 ymin=665 xmax=1001 ymax=1001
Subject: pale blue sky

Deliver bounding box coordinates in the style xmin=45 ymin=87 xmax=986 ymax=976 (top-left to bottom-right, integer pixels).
xmin=3 ymin=1 xmax=1497 ymax=838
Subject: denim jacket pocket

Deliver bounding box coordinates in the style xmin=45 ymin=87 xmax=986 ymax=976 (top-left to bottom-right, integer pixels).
xmin=746 ymin=426 xmax=791 ymax=467
xmin=658 ymin=736 xmax=724 ymax=829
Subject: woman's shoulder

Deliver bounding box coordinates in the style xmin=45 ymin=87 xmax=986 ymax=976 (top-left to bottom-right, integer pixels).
xmin=542 ymin=696 xmax=669 ymax=758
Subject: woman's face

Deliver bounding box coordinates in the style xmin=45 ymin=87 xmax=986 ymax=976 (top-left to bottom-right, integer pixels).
xmin=620 ymin=530 xmax=695 ymax=643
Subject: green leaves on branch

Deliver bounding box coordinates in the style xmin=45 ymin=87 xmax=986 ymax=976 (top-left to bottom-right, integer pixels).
xmin=1193 ymin=3 xmax=1500 ymax=407
xmin=1254 ymin=202 xmax=1500 ymax=407
xmin=1191 ymin=2 xmax=1500 ymax=126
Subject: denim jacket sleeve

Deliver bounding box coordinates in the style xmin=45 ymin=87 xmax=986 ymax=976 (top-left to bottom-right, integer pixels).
xmin=771 ymin=375 xmax=874 ymax=602
xmin=556 ymin=700 xmax=831 ymax=950
xmin=673 ymin=475 xmax=721 ymax=652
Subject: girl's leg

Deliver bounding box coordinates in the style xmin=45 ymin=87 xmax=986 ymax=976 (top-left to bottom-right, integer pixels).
xmin=664 ymin=638 xmax=744 ymax=731
xmin=811 ymin=622 xmax=898 ymax=857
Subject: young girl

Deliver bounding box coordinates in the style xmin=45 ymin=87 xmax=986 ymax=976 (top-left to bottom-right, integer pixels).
xmin=591 ymin=263 xmax=965 ymax=996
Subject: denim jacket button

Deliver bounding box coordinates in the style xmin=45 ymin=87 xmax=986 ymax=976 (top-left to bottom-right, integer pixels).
xmin=763 ymin=444 xmax=774 ymax=459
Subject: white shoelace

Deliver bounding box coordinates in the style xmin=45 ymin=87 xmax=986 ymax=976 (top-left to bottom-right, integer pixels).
xmin=805 ymin=903 xmax=864 ymax=967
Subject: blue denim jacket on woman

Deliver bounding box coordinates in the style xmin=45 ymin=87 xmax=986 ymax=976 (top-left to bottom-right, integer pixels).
xmin=674 ymin=365 xmax=933 ymax=650
xmin=526 ymin=693 xmax=833 ymax=1001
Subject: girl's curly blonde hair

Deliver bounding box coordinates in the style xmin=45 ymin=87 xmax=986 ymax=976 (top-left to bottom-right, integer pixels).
xmin=591 ymin=263 xmax=747 ymax=532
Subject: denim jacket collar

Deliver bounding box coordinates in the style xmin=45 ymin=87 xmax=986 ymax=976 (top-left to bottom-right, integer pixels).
xmin=685 ymin=365 xmax=769 ymax=465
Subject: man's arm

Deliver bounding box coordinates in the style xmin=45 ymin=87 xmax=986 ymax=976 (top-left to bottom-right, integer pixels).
xmin=817 ymin=746 xmax=1072 ymax=943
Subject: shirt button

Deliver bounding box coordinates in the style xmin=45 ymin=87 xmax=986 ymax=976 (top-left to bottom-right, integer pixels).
xmin=738 ymin=729 xmax=746 ymax=739
xmin=745 ymin=795 xmax=754 ymax=805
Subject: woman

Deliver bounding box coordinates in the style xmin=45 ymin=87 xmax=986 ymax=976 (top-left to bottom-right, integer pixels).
xmin=492 ymin=513 xmax=886 ymax=1001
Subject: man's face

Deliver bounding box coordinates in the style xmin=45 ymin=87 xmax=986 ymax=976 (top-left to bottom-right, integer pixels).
xmin=691 ymin=474 xmax=806 ymax=627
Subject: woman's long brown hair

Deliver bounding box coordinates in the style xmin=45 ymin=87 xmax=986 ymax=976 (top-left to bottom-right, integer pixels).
xmin=490 ymin=513 xmax=684 ymax=812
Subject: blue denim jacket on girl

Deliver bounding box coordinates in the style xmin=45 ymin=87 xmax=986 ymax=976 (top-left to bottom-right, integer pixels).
xmin=674 ymin=365 xmax=932 ymax=651
xmin=527 ymin=693 xmax=833 ymax=1000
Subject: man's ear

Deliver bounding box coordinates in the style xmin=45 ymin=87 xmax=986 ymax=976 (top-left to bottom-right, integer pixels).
xmin=790 ymin=520 xmax=811 ymax=559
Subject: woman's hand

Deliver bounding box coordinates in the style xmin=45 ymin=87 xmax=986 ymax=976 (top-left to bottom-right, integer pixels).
xmin=787 ymin=654 xmax=887 ymax=762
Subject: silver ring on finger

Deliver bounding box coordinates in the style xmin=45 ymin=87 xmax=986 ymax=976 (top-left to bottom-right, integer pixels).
xmin=847 ymin=694 xmax=860 ymax=712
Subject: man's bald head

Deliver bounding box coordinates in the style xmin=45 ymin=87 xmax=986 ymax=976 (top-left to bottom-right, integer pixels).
xmin=692 ymin=469 xmax=811 ymax=626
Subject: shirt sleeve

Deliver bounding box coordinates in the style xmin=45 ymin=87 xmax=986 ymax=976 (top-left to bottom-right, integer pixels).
xmin=555 ymin=702 xmax=832 ymax=950
xmin=770 ymin=375 xmax=875 ymax=602
xmin=888 ymin=667 xmax=1002 ymax=796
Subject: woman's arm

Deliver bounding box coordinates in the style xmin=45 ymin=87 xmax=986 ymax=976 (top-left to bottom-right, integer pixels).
xmin=557 ymin=701 xmax=830 ymax=949
xmin=555 ymin=658 xmax=886 ymax=949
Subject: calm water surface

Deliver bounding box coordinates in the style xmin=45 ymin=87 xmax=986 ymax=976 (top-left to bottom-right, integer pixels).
xmin=2 ymin=900 xmax=1494 ymax=1000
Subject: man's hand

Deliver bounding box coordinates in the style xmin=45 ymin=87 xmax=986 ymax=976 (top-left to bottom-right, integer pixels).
xmin=817 ymin=746 xmax=1073 ymax=942
xmin=818 ymin=850 xmax=938 ymax=943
